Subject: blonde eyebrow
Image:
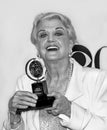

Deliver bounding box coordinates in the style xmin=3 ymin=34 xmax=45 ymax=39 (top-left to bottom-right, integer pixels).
xmin=38 ymin=30 xmax=46 ymax=34
xmin=55 ymin=27 xmax=65 ymax=30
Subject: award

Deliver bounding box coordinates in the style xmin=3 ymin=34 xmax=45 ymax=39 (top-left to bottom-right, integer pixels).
xmin=16 ymin=57 xmax=55 ymax=114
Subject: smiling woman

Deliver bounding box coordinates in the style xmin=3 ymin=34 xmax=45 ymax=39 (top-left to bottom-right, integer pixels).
xmin=2 ymin=12 xmax=107 ymax=130
xmin=35 ymin=18 xmax=73 ymax=61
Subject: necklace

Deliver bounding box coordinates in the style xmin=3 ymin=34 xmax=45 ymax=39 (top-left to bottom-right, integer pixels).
xmin=62 ymin=59 xmax=73 ymax=95
xmin=67 ymin=59 xmax=73 ymax=81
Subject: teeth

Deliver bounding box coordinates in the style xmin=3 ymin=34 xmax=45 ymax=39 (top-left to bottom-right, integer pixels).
xmin=47 ymin=46 xmax=58 ymax=51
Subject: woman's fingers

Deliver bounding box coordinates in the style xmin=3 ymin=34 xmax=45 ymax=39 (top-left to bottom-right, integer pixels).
xmin=46 ymin=92 xmax=60 ymax=115
xmin=12 ymin=98 xmax=37 ymax=108
xmin=14 ymin=104 xmax=28 ymax=109
xmin=47 ymin=91 xmax=71 ymax=117
xmin=14 ymin=95 xmax=37 ymax=104
xmin=9 ymin=91 xmax=38 ymax=110
xmin=16 ymin=91 xmax=38 ymax=100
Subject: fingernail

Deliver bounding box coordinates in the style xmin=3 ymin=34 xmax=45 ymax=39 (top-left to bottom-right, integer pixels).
xmin=34 ymin=100 xmax=37 ymax=103
xmin=33 ymin=95 xmax=38 ymax=99
xmin=33 ymin=104 xmax=36 ymax=107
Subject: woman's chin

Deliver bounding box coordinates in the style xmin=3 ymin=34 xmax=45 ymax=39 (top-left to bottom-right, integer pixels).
xmin=45 ymin=56 xmax=59 ymax=61
xmin=44 ymin=52 xmax=60 ymax=61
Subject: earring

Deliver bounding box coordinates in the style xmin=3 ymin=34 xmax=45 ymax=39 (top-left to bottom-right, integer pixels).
xmin=69 ymin=53 xmax=72 ymax=58
xmin=36 ymin=50 xmax=40 ymax=58
xmin=69 ymin=49 xmax=73 ymax=58
xmin=37 ymin=54 xmax=40 ymax=58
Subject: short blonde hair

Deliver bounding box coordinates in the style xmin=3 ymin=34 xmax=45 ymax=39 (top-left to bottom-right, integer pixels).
xmin=31 ymin=12 xmax=77 ymax=45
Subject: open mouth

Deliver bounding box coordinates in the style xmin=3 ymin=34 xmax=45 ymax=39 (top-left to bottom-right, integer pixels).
xmin=46 ymin=46 xmax=59 ymax=51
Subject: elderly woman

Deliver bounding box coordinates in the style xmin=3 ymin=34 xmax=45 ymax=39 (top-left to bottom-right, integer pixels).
xmin=3 ymin=12 xmax=107 ymax=130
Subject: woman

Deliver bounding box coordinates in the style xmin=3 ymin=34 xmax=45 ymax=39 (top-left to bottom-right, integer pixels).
xmin=3 ymin=12 xmax=107 ymax=130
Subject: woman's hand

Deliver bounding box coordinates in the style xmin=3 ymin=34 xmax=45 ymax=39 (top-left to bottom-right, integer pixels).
xmin=46 ymin=92 xmax=71 ymax=117
xmin=8 ymin=91 xmax=38 ymax=128
xmin=9 ymin=91 xmax=38 ymax=113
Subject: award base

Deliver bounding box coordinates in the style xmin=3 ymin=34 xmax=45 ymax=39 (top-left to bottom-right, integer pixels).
xmin=16 ymin=96 xmax=55 ymax=114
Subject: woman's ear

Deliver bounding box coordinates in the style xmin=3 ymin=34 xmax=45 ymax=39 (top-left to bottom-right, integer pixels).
xmin=35 ymin=42 xmax=39 ymax=50
xmin=69 ymin=40 xmax=74 ymax=52
xmin=34 ymin=44 xmax=40 ymax=56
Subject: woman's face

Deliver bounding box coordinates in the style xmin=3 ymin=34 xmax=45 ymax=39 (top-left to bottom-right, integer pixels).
xmin=36 ymin=18 xmax=73 ymax=61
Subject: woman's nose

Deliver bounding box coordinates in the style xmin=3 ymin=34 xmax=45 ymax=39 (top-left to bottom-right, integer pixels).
xmin=48 ymin=34 xmax=54 ymax=42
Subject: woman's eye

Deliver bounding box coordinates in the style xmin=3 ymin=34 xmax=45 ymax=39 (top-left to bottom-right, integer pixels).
xmin=39 ymin=33 xmax=47 ymax=38
xmin=55 ymin=31 xmax=63 ymax=36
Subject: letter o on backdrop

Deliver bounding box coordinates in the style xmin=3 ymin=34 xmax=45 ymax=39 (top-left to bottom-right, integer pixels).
xmin=71 ymin=45 xmax=93 ymax=67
